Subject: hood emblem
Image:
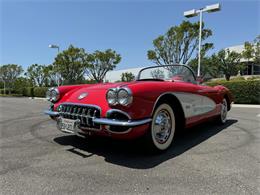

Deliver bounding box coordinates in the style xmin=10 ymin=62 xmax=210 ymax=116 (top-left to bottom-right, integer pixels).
xmin=78 ymin=92 xmax=88 ymax=100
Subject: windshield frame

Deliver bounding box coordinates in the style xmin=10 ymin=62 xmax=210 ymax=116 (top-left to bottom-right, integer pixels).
xmin=136 ymin=64 xmax=196 ymax=82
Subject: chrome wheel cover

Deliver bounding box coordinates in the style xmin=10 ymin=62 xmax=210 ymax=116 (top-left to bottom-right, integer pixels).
xmin=221 ymin=99 xmax=228 ymax=123
xmin=153 ymin=110 xmax=172 ymax=144
xmin=151 ymin=104 xmax=175 ymax=150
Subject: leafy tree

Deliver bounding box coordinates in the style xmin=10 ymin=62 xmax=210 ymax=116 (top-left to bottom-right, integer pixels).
xmin=86 ymin=49 xmax=121 ymax=83
xmin=254 ymin=35 xmax=260 ymax=64
xmin=13 ymin=77 xmax=33 ymax=94
xmin=42 ymin=65 xmax=57 ymax=87
xmin=0 ymin=64 xmax=23 ymax=92
xmin=151 ymin=69 xmax=165 ymax=79
xmin=188 ymin=56 xmax=221 ymax=79
xmin=53 ymin=45 xmax=89 ymax=84
xmin=188 ymin=43 xmax=219 ymax=79
xmin=241 ymin=35 xmax=260 ymax=66
xmin=83 ymin=79 xmax=97 ymax=84
xmin=147 ymin=21 xmax=212 ymax=65
xmin=121 ymin=72 xmax=135 ymax=82
xmin=26 ymin=64 xmax=49 ymax=87
xmin=242 ymin=41 xmax=254 ymax=64
xmin=212 ymin=49 xmax=243 ymax=81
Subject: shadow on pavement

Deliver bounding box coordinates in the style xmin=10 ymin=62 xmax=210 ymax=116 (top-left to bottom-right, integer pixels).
xmin=54 ymin=119 xmax=237 ymax=169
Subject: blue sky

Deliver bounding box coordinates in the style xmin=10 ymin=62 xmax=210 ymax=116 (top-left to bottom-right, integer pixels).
xmin=1 ymin=0 xmax=259 ymax=71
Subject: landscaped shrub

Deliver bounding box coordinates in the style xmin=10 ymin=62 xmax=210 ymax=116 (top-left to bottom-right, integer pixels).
xmin=0 ymin=94 xmax=23 ymax=97
xmin=206 ymin=80 xmax=260 ymax=104
xmin=23 ymin=87 xmax=34 ymax=97
xmin=0 ymin=88 xmax=15 ymax=95
xmin=14 ymin=87 xmax=26 ymax=96
xmin=34 ymin=87 xmax=48 ymax=97
xmin=0 ymin=87 xmax=49 ymax=97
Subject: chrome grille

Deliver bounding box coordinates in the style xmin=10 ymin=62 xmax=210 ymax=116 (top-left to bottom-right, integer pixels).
xmin=59 ymin=103 xmax=101 ymax=130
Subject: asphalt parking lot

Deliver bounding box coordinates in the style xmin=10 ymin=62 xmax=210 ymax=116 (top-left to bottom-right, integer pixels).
xmin=0 ymin=97 xmax=259 ymax=194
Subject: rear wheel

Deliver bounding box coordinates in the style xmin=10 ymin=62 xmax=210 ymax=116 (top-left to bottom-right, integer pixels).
xmin=145 ymin=103 xmax=176 ymax=152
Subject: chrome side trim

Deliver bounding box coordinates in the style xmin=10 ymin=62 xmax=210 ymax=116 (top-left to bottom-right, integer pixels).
xmin=151 ymin=92 xmax=217 ymax=118
xmin=44 ymin=110 xmax=60 ymax=116
xmin=93 ymin=118 xmax=152 ymax=127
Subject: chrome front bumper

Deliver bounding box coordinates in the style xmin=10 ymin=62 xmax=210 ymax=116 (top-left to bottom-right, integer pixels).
xmin=44 ymin=110 xmax=151 ymax=127
xmin=44 ymin=110 xmax=59 ymax=117
xmin=93 ymin=118 xmax=152 ymax=127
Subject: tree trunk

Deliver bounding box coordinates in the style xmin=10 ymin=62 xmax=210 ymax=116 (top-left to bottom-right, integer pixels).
xmin=225 ymin=74 xmax=230 ymax=81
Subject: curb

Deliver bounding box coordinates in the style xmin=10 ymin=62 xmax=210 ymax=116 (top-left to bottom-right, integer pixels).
xmin=232 ymin=104 xmax=260 ymax=108
xmin=29 ymin=97 xmax=47 ymax=100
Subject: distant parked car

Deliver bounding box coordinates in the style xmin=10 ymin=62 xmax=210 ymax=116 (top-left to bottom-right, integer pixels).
xmin=44 ymin=65 xmax=233 ymax=151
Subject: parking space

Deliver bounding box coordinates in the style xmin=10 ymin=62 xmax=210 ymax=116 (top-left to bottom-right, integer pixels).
xmin=0 ymin=97 xmax=259 ymax=194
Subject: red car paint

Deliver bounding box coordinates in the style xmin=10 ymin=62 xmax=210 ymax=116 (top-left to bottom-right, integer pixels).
xmin=51 ymin=80 xmax=233 ymax=139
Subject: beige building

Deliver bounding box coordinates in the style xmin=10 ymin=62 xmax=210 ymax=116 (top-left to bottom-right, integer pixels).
xmin=226 ymin=44 xmax=260 ymax=75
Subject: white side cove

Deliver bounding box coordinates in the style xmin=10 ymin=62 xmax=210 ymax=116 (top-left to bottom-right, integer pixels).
xmin=173 ymin=92 xmax=216 ymax=118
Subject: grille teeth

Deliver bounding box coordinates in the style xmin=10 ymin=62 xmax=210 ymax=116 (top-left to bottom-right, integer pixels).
xmin=59 ymin=104 xmax=101 ymax=130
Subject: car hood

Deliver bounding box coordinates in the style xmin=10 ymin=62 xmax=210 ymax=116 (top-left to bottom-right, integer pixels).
xmin=59 ymin=80 xmax=168 ymax=104
xmin=59 ymin=82 xmax=129 ymax=104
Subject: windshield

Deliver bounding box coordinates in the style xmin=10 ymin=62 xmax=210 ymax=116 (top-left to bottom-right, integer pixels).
xmin=137 ymin=65 xmax=196 ymax=83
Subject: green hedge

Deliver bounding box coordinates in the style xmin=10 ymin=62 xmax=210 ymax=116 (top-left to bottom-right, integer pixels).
xmin=0 ymin=87 xmax=48 ymax=97
xmin=0 ymin=94 xmax=23 ymax=97
xmin=1 ymin=80 xmax=260 ymax=104
xmin=33 ymin=87 xmax=48 ymax=97
xmin=206 ymin=80 xmax=260 ymax=104
xmin=0 ymin=88 xmax=15 ymax=94
xmin=23 ymin=87 xmax=34 ymax=97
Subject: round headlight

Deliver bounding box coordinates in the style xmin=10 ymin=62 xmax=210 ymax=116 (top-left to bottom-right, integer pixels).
xmin=51 ymin=88 xmax=60 ymax=102
xmin=106 ymin=89 xmax=117 ymax=105
xmin=46 ymin=88 xmax=60 ymax=102
xmin=117 ymin=88 xmax=133 ymax=106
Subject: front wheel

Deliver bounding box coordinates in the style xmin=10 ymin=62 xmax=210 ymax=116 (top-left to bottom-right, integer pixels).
xmin=145 ymin=103 xmax=176 ymax=152
xmin=216 ymin=98 xmax=228 ymax=124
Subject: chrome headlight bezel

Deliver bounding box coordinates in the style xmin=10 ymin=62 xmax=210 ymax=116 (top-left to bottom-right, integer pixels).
xmin=106 ymin=88 xmax=118 ymax=106
xmin=117 ymin=87 xmax=133 ymax=106
xmin=106 ymin=87 xmax=133 ymax=106
xmin=46 ymin=87 xmax=60 ymax=103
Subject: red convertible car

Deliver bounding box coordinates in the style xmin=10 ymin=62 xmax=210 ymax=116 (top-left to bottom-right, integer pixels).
xmin=44 ymin=65 xmax=233 ymax=151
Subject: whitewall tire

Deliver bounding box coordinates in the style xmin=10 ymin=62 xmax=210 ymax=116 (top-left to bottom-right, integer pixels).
xmin=217 ymin=98 xmax=228 ymax=124
xmin=148 ymin=103 xmax=176 ymax=151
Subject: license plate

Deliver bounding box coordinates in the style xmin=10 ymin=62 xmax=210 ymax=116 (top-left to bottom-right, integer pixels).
xmin=60 ymin=118 xmax=77 ymax=132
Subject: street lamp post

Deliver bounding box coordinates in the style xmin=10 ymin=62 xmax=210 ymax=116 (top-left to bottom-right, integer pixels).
xmin=3 ymin=80 xmax=5 ymax=95
xmin=184 ymin=3 xmax=221 ymax=77
xmin=49 ymin=44 xmax=60 ymax=86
